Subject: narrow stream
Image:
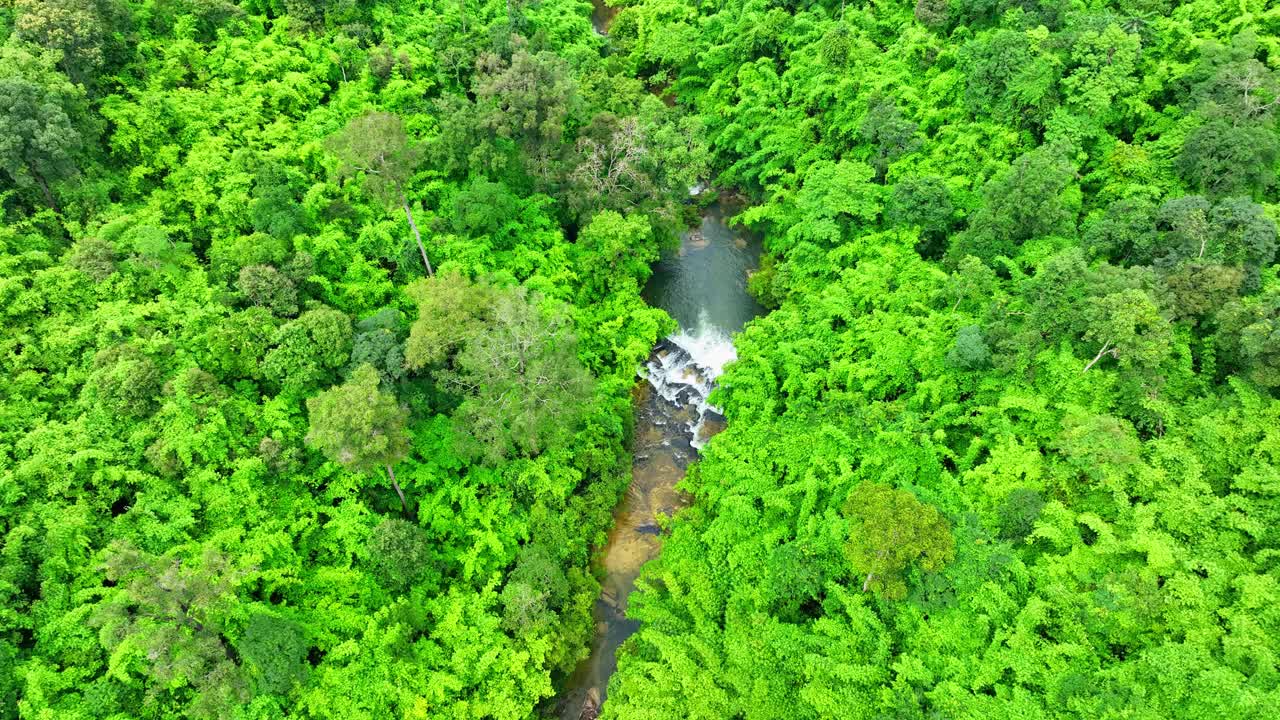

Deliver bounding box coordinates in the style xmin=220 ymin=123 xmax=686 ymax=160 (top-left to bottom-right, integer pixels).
xmin=556 ymin=199 xmax=763 ymax=719
xmin=590 ymin=0 xmax=620 ymax=35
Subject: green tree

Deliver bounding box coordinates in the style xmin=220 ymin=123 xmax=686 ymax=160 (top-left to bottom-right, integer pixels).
xmin=118 ymin=222 xmax=194 ymax=277
xmin=262 ymin=307 xmax=353 ymax=395
xmin=237 ymin=264 xmax=299 ymax=316
xmin=1081 ymin=289 xmax=1172 ymax=373
xmin=305 ymin=364 xmax=412 ymax=511
xmin=784 ymin=159 xmax=883 ymax=248
xmin=450 ymin=178 xmax=525 ymax=245
xmin=365 ymin=517 xmax=433 ymax=592
xmin=404 ymin=272 xmax=495 ymax=370
xmin=0 ymin=51 xmax=83 ymax=211
xmin=842 ymin=482 xmax=955 ymax=600
xmin=65 ymin=236 xmax=117 ymax=281
xmin=500 ymin=544 xmax=568 ymax=636
xmin=93 ymin=542 xmax=248 ymax=718
xmin=572 ymin=210 xmax=657 ymax=301
xmin=446 ymin=287 xmax=594 ymax=463
xmin=203 ymin=307 xmax=278 ymax=381
xmin=88 ymin=343 xmax=164 ymax=418
xmin=328 ymin=111 xmax=433 ymax=275
xmin=942 ymin=255 xmax=998 ymax=313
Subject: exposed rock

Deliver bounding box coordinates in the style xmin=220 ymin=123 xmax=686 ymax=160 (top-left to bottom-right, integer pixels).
xmin=580 ymin=688 xmax=601 ymax=720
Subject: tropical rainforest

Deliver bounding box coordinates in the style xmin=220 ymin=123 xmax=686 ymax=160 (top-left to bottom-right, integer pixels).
xmin=1 ymin=0 xmax=1279 ymax=718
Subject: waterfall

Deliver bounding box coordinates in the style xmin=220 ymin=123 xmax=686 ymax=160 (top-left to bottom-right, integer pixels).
xmin=641 ymin=310 xmax=735 ymax=449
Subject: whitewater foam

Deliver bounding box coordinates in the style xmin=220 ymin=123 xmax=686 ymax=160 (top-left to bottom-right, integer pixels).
xmin=641 ymin=311 xmax=736 ymax=449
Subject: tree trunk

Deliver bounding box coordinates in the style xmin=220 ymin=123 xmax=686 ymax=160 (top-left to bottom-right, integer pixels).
xmin=386 ymin=464 xmax=408 ymax=513
xmin=401 ymin=197 xmax=434 ymax=277
xmin=862 ymin=572 xmax=875 ymax=593
xmin=32 ymin=169 xmax=58 ymax=213
xmin=1082 ymin=340 xmax=1114 ymax=373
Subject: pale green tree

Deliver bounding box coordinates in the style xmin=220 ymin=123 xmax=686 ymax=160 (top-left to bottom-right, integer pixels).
xmin=305 ymin=364 xmax=412 ymax=511
xmin=328 ymin=112 xmax=433 ymax=275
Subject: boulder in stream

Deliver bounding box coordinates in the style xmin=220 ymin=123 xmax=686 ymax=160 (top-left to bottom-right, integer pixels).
xmin=580 ymin=688 xmax=601 ymax=720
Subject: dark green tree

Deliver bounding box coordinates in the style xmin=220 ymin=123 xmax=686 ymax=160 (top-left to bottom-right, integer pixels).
xmin=473 ymin=48 xmax=578 ymax=178
xmin=858 ymin=96 xmax=921 ymax=181
xmin=236 ymin=613 xmax=308 ymax=697
xmin=995 ymin=488 xmax=1046 ymax=541
xmin=250 ymin=163 xmax=313 ymax=240
xmin=888 ymin=175 xmax=955 ymax=249
xmin=960 ymin=29 xmax=1060 ymax=127
xmin=1215 ymin=286 xmax=1280 ymax=388
xmin=13 ymin=0 xmax=129 ymax=85
xmin=1083 ymin=196 xmax=1160 ymax=264
xmin=348 ymin=308 xmax=406 ymax=387
xmin=0 ymin=68 xmax=82 ymax=211
xmin=1178 ymin=118 xmax=1277 ymax=198
xmin=946 ymin=325 xmax=992 ymax=370
xmin=951 ymin=144 xmax=1079 ymax=262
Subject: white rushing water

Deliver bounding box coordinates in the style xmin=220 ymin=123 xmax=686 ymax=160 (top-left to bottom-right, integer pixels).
xmin=641 ymin=310 xmax=736 ymax=449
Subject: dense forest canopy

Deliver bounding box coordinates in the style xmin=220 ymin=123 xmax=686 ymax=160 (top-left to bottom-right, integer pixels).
xmin=0 ymin=0 xmax=702 ymax=716
xmin=1 ymin=0 xmax=1279 ymax=719
xmin=600 ymin=0 xmax=1280 ymax=718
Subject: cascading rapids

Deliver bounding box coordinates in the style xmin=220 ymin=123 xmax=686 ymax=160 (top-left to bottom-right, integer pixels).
xmin=641 ymin=309 xmax=736 ymax=449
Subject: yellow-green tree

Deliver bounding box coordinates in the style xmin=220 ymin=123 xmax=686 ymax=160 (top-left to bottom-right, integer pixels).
xmin=842 ymin=481 xmax=954 ymax=600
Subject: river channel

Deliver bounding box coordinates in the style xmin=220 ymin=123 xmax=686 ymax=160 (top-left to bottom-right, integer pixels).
xmin=554 ymin=199 xmax=764 ymax=719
